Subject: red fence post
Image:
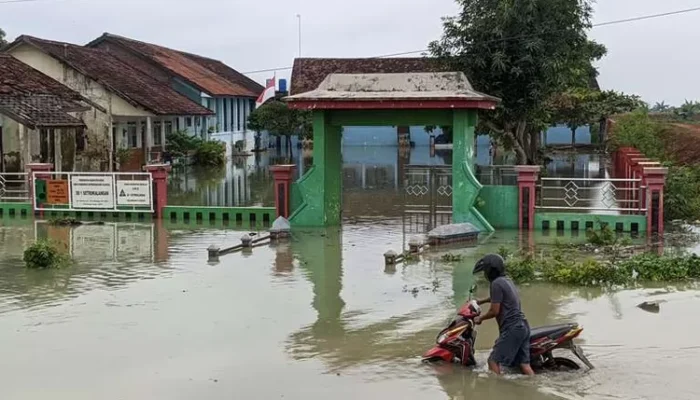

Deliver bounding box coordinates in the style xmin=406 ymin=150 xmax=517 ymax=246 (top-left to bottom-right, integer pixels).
xmin=643 ymin=167 xmax=668 ymax=237
xmin=270 ymin=164 xmax=296 ymax=219
xmin=515 ymin=166 xmax=540 ymax=231
xmin=144 ymin=164 xmax=171 ymax=219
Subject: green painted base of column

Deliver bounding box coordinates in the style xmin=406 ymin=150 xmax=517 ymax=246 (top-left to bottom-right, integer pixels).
xmin=451 ymin=110 xmax=494 ymax=233
xmin=476 ymin=185 xmax=519 ymax=229
xmin=452 ymin=162 xmax=494 ymax=232
xmin=535 ymin=212 xmax=647 ymax=233
xmin=290 ymin=111 xmax=342 ymax=227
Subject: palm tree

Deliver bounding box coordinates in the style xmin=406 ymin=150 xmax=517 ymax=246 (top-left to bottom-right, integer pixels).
xmin=651 ymin=101 xmax=670 ymax=112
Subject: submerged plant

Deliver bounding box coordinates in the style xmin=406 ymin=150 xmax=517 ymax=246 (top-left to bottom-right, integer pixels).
xmin=441 ymin=253 xmax=463 ymax=262
xmin=23 ymin=240 xmax=70 ymax=269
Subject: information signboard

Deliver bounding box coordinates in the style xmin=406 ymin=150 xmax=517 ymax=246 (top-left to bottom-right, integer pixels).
xmin=46 ymin=180 xmax=69 ymax=204
xmin=116 ymin=180 xmax=151 ymax=206
xmin=71 ymin=176 xmax=115 ymax=209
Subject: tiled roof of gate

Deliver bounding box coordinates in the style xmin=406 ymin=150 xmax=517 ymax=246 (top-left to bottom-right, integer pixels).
xmin=0 ymin=54 xmax=85 ymax=128
xmin=7 ymin=36 xmax=213 ymax=116
xmin=87 ymin=33 xmax=264 ymax=97
xmin=290 ymin=58 xmax=446 ymax=95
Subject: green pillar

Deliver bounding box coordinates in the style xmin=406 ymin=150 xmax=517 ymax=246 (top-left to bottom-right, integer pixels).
xmin=452 ymin=110 xmax=494 ymax=232
xmin=289 ymin=111 xmax=342 ymax=226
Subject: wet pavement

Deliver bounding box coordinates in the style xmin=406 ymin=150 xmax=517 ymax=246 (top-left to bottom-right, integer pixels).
xmin=0 ymin=146 xmax=698 ymax=399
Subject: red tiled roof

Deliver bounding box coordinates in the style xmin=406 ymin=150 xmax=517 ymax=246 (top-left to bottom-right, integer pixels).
xmin=88 ymin=34 xmax=264 ymax=98
xmin=0 ymin=54 xmax=85 ymax=128
xmin=7 ymin=36 xmax=213 ymax=116
xmin=290 ymin=58 xmax=447 ymax=95
xmin=0 ymin=54 xmax=82 ymax=100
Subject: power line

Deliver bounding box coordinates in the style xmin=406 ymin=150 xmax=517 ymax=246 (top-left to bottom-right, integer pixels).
xmin=0 ymin=0 xmax=60 ymax=3
xmin=241 ymin=5 xmax=700 ymax=75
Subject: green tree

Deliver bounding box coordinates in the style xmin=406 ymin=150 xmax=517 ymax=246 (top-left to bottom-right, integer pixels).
xmin=430 ymin=0 xmax=606 ymax=164
xmin=549 ymin=89 xmax=642 ymax=146
xmin=0 ymin=28 xmax=7 ymax=47
xmin=674 ymin=100 xmax=700 ymax=120
xmin=247 ymin=100 xmax=312 ymax=160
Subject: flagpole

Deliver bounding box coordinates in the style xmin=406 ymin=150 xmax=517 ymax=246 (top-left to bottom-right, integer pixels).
xmin=296 ymin=14 xmax=302 ymax=57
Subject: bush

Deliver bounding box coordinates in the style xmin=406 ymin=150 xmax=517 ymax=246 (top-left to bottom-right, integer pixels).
xmin=540 ymin=257 xmax=628 ymax=286
xmin=609 ymin=109 xmax=666 ymax=160
xmin=502 ymin=248 xmax=700 ymax=287
xmin=23 ymin=240 xmax=69 ymax=269
xmin=192 ymin=140 xmax=226 ymax=167
xmin=663 ymin=165 xmax=700 ymax=221
xmin=617 ymin=253 xmax=700 ymax=282
xmin=506 ymin=253 xmax=536 ymax=283
xmin=166 ymin=130 xmax=203 ymax=158
xmin=609 ymin=110 xmax=700 ymax=222
xmin=586 ymin=223 xmax=616 ymax=246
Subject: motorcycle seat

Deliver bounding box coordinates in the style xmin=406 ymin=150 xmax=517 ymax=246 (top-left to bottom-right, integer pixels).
xmin=529 ymin=323 xmax=577 ymax=340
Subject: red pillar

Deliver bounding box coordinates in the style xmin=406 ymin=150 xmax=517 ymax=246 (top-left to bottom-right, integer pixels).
xmin=515 ymin=166 xmax=540 ymax=231
xmin=144 ymin=164 xmax=171 ymax=219
xmin=270 ymin=164 xmax=296 ymax=219
xmin=26 ymin=163 xmax=54 ymax=214
xmin=643 ymin=167 xmax=668 ymax=237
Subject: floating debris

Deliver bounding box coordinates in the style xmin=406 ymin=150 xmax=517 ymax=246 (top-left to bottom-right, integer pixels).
xmin=637 ymin=300 xmax=664 ymax=313
xmin=428 ymin=223 xmax=480 ymax=246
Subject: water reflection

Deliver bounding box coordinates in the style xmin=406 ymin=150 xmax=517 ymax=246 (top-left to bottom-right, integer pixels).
xmin=168 ymin=144 xmax=608 ymax=222
xmin=0 ymin=221 xmax=171 ymax=313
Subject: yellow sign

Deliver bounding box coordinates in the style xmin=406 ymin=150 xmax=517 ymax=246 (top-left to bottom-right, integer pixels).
xmin=47 ymin=179 xmax=69 ymax=204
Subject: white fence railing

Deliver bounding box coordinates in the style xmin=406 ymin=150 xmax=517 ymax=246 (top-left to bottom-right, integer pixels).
xmin=0 ymin=172 xmax=30 ymax=202
xmin=537 ymin=177 xmax=646 ymax=214
xmin=32 ymin=172 xmax=153 ymax=213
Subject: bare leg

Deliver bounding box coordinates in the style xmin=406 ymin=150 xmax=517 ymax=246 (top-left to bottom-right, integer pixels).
xmin=487 ymin=359 xmax=502 ymax=375
xmin=520 ymin=363 xmax=535 ymax=376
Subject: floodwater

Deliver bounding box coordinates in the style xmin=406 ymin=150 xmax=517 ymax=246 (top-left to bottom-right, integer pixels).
xmin=1 ymin=145 xmax=699 ymax=399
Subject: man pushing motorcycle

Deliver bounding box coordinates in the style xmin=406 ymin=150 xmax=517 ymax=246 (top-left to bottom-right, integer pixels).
xmin=472 ymin=254 xmax=535 ymax=376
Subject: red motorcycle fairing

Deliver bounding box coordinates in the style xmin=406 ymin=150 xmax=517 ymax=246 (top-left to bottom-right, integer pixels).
xmin=423 ymin=346 xmax=454 ymax=362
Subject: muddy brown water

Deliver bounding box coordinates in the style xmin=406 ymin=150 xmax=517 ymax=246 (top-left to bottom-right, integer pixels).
xmin=1 ymin=147 xmax=698 ymax=399
xmin=0 ymin=218 xmax=698 ymax=400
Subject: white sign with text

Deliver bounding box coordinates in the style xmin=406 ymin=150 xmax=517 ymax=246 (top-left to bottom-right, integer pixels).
xmin=71 ymin=176 xmax=115 ymax=209
xmin=116 ymin=180 xmax=151 ymax=206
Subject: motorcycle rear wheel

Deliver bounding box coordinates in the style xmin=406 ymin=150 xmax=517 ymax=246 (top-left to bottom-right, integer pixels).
xmin=550 ymin=357 xmax=581 ymax=371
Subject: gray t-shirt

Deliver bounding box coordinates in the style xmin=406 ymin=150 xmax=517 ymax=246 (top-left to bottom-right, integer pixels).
xmin=490 ymin=276 xmax=525 ymax=331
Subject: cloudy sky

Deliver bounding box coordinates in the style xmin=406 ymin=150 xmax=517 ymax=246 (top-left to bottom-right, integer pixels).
xmin=2 ymin=0 xmax=699 ymax=105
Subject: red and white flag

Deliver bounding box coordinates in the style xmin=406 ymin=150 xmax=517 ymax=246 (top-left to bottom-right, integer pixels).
xmin=255 ymin=77 xmax=276 ymax=108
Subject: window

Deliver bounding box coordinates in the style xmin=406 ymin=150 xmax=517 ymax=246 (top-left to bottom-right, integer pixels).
xmin=76 ymin=127 xmax=86 ymax=152
xmin=237 ymin=98 xmax=243 ymax=131
xmin=186 ymin=117 xmax=192 ymax=127
xmin=164 ymin=121 xmax=173 ymax=135
xmin=223 ymin=98 xmax=229 ymax=131
xmin=128 ymin=122 xmax=138 ymax=148
xmin=153 ymin=121 xmax=162 ymax=146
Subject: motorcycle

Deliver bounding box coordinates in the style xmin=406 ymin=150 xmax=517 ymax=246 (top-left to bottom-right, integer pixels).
xmin=422 ymin=284 xmax=594 ymax=372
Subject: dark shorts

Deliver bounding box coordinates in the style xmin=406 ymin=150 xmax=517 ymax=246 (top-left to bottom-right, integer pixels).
xmin=489 ymin=320 xmax=531 ymax=367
